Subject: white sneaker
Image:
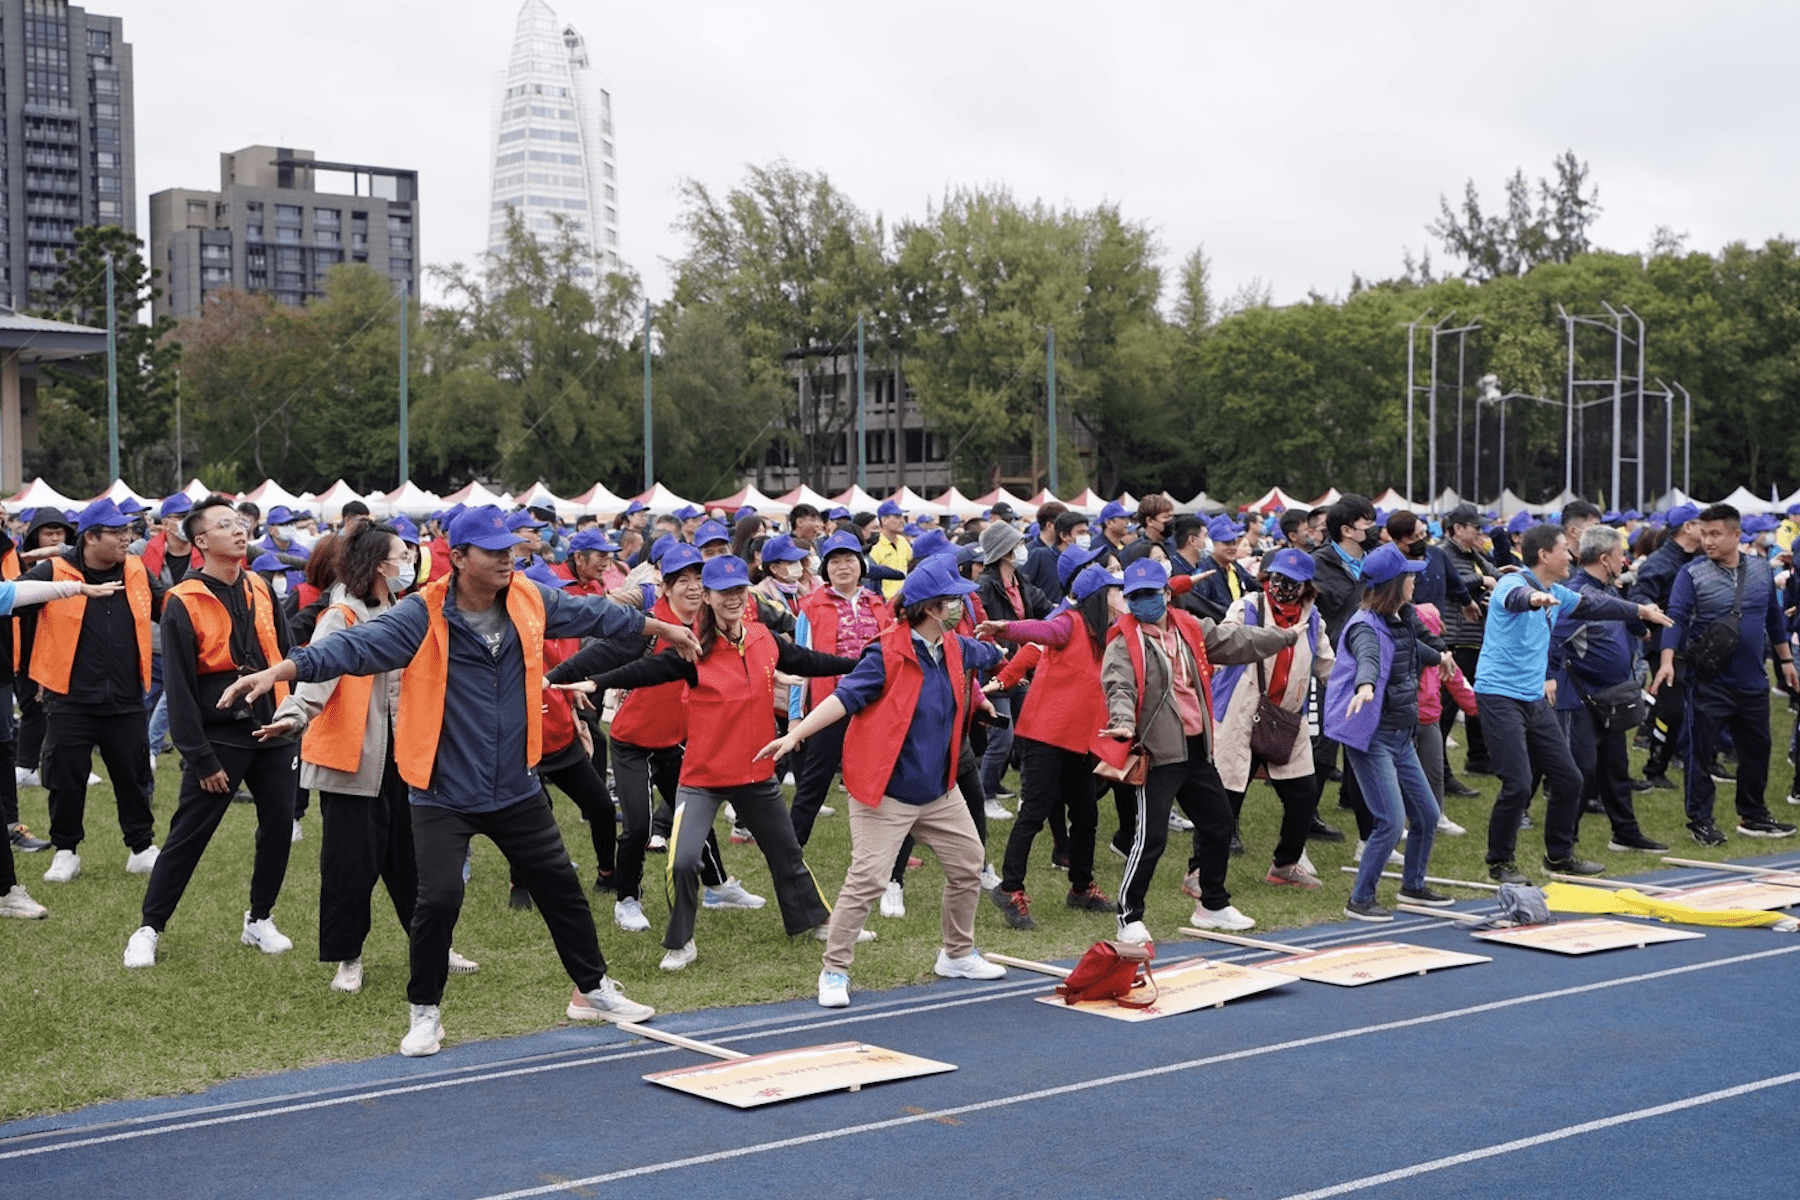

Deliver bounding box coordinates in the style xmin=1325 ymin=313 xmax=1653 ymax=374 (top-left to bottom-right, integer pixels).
xmin=123 ymin=925 xmax=159 ymax=968
xmin=879 ymin=880 xmax=907 ymax=918
xmin=290 ymin=819 xmax=304 ymax=844
xmin=0 ymin=885 xmax=48 ymax=919
xmin=984 ymin=799 xmax=1013 ymax=821
xmin=659 ymin=940 xmax=697 ymax=971
xmin=722 ymin=802 xmax=737 ymax=823
xmin=1352 ymin=839 xmax=1405 ymax=867
xmin=979 ymin=863 xmax=1002 ymax=891
xmin=125 ymin=845 xmax=160 ymax=875
xmin=781 ymin=771 xmax=796 ymax=786
xmin=646 ymin=834 xmax=668 ymax=852
xmin=400 ymin=1003 xmax=443 ymax=1056
xmin=1297 ymin=850 xmax=1317 ymax=876
xmin=42 ymin=849 xmax=80 ymax=883
xmin=570 ymin=975 xmax=655 ymax=1023
xmin=331 ymin=958 xmax=364 ymax=994
xmin=149 ymin=753 xmax=157 ymax=774
xmin=818 ymin=969 xmax=850 ymax=1008
xmin=702 ymin=878 xmax=766 ymax=910
xmin=813 ymin=924 xmax=875 ymax=943
xmin=241 ymin=912 xmax=294 ymax=954
xmin=818 ymin=805 xmax=836 ymax=817
xmin=1189 ymin=903 xmax=1256 ymax=932
xmin=86 ymin=772 xmax=102 ymax=786
xmin=614 ymin=897 xmax=650 ymax=932
xmin=1437 ymin=814 xmax=1467 ymax=836
xmin=1116 ymin=919 xmax=1153 ymax=946
xmin=935 ymin=947 xmax=1007 ymax=979
xmin=14 ymin=766 xmax=39 ymax=788
xmin=446 ymin=948 xmax=479 ymax=974
xmin=1168 ymin=810 xmax=1195 ymax=831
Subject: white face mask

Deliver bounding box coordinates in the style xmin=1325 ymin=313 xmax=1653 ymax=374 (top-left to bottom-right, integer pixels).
xmin=1075 ymin=534 xmax=1093 ymax=550
xmin=389 ymin=561 xmax=416 ymax=594
xmin=1011 ymin=542 xmax=1029 ymax=567
xmin=269 ymin=574 xmax=288 ymax=598
xmin=805 ymin=555 xmax=821 ymax=576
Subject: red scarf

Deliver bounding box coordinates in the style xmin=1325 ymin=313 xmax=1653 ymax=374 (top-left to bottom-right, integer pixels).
xmin=1264 ymin=593 xmax=1302 ymax=698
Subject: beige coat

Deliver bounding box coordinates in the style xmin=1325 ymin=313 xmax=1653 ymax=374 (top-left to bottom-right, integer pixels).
xmin=1212 ymin=593 xmax=1335 ymax=792
xmin=271 ymin=586 xmax=403 ymax=797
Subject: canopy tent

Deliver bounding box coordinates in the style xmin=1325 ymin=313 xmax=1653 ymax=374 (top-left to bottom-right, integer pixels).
xmin=312 ymin=479 xmax=369 ymax=522
xmin=5 ymin=477 xmax=77 ymax=512
xmin=440 ymin=480 xmax=507 ymax=509
xmin=1062 ymin=488 xmax=1109 ymax=515
xmin=510 ymin=481 xmax=586 ymax=523
xmin=1176 ymin=490 xmax=1227 ymax=516
xmin=1432 ymin=488 xmax=1462 ymax=514
xmin=1117 ymin=491 xmax=1139 ymax=512
xmin=359 ymin=490 xmax=393 ymax=518
xmin=630 ymin=482 xmax=700 ymax=516
xmin=1370 ymin=487 xmax=1416 ymax=513
xmin=384 ymin=480 xmax=443 ymax=516
xmin=832 ymin=485 xmax=882 ymax=514
xmin=1492 ymin=488 xmax=1536 ymax=517
xmin=179 ymin=478 xmax=225 ymax=503
xmin=882 ymin=485 xmax=945 ymax=517
xmin=241 ymin=478 xmax=307 ymax=512
xmin=1024 ymin=488 xmax=1065 ymax=512
xmin=1716 ymin=485 xmax=1770 ymax=513
xmin=1778 ymin=486 xmax=1800 ymax=513
xmin=972 ymin=486 xmax=1036 ymax=518
xmin=1651 ymin=487 xmax=1694 ymax=513
xmin=1307 ymin=488 xmax=1342 ymax=508
xmin=774 ymin=484 xmax=836 ymax=513
xmin=1530 ymin=487 xmax=1580 ymax=516
xmin=572 ymin=481 xmax=631 ymax=515
xmin=928 ymin=487 xmax=986 ymax=519
xmin=87 ymin=478 xmax=153 ymax=513
xmin=1243 ymin=486 xmax=1308 ymax=514
xmin=706 ymin=483 xmax=789 ymax=517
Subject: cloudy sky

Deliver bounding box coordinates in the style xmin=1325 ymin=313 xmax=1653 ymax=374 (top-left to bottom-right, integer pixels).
xmin=115 ymin=0 xmax=1795 ymax=312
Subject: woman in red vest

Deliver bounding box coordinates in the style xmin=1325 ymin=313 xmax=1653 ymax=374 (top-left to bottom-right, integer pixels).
xmin=554 ymin=555 xmax=858 ymax=973
xmin=756 ymin=556 xmax=1008 ymax=1008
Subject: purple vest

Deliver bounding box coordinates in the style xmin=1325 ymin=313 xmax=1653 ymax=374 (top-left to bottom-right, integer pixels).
xmin=1321 ymin=610 xmax=1394 ymax=752
xmin=1210 ymin=597 xmax=1320 ymax=723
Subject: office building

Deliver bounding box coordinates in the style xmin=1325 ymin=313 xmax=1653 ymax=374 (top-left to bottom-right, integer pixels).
xmin=149 ymin=146 xmax=419 ymax=321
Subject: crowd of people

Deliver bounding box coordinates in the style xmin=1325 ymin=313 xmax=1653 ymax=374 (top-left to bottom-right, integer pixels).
xmin=3 ymin=483 xmax=1798 ymax=1056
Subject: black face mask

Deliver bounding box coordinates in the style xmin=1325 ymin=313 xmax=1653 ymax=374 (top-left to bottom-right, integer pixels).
xmin=1404 ymin=538 xmax=1428 ymax=559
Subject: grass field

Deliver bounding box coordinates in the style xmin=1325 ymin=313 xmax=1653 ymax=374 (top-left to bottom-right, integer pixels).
xmin=2 ymin=712 xmax=1795 ymax=1123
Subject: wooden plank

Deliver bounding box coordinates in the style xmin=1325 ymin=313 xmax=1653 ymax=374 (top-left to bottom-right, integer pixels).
xmin=643 ymin=1041 xmax=956 ymax=1108
xmin=1032 ymin=956 xmax=1292 ymax=1021
xmin=1469 ymin=918 xmax=1704 ymax=955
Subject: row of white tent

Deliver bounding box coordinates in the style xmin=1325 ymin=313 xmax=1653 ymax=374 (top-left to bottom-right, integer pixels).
xmin=9 ymin=476 xmax=1799 ymax=525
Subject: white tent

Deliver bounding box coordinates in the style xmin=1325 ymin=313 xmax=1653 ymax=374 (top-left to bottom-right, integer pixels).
xmin=883 ymin=485 xmax=944 ymax=517
xmin=88 ymin=478 xmax=153 ymax=512
xmin=706 ymin=483 xmax=789 ymax=517
xmin=972 ymin=486 xmax=1035 ymax=518
xmin=1176 ymin=490 xmax=1227 ymax=516
xmin=572 ymin=481 xmax=631 ymax=515
xmin=313 ymin=479 xmax=368 ymax=522
xmin=6 ymin=477 xmax=77 ymax=512
xmin=384 ymin=480 xmax=442 ymax=516
xmin=833 ymin=485 xmax=883 ymax=514
xmin=1307 ymin=488 xmax=1342 ymax=508
xmin=1531 ymin=488 xmax=1580 ymax=516
xmin=774 ymin=484 xmax=836 ymax=513
xmin=1024 ymin=488 xmax=1065 ymax=513
xmin=359 ymin=490 xmax=393 ymax=519
xmin=630 ymin=482 xmax=701 ymax=515
xmin=927 ymin=487 xmax=985 ymax=519
xmin=241 ymin=478 xmax=307 ymax=512
xmin=1432 ymin=488 xmax=1462 ymax=514
xmin=440 ymin=480 xmax=507 ymax=509
xmin=1371 ymin=487 xmax=1415 ymax=512
xmin=1716 ymin=485 xmax=1769 ymax=513
xmin=1245 ymin=486 xmax=1308 ymax=514
xmin=1063 ymin=487 xmax=1110 ymax=514
xmin=1777 ymin=485 xmax=1800 ymax=513
xmin=1493 ymin=488 xmax=1536 ymax=517
xmin=179 ymin=478 xmax=225 ymax=503
xmin=516 ymin=481 xmax=586 ymax=523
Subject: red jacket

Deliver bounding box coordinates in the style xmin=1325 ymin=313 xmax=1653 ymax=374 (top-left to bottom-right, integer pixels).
xmin=796 ymin=585 xmax=890 ymax=710
xmin=609 ymin=596 xmax=690 ymax=749
xmin=842 ymin=622 xmax=967 ymax=808
xmin=1014 ymin=613 xmax=1108 ymax=755
xmin=542 ymin=634 xmax=579 ymax=755
xmin=680 ymin=621 xmax=782 ymax=790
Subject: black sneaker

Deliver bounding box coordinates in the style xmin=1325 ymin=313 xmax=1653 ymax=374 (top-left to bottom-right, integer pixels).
xmin=1048 ymin=848 xmax=1070 ymax=872
xmin=8 ymin=823 xmax=49 ymax=853
xmin=1464 ymin=763 xmax=1496 ymax=777
xmin=1343 ymin=897 xmax=1394 ymax=922
xmin=1445 ymin=778 xmax=1481 ymax=798
xmin=1228 ymin=832 xmax=1245 ymax=857
xmin=1065 ymin=882 xmax=1114 ymax=912
xmin=508 ymin=884 xmax=534 ymax=911
xmin=1543 ymin=856 xmax=1606 ymax=876
xmin=593 ymin=869 xmax=618 ymax=895
xmin=1306 ymin=816 xmax=1347 ymax=843
xmin=1627 ymin=778 xmax=1653 ymax=793
xmin=1642 ymin=774 xmax=1676 ymax=791
xmin=991 ymin=887 xmax=1037 ymax=930
xmin=1709 ymin=762 xmax=1736 ymax=784
xmin=1519 ymin=812 xmax=1535 ymax=830
xmin=1688 ymin=821 xmax=1728 ymax=847
xmin=1324 ymin=766 xmax=1343 ymax=783
xmin=1106 ymin=837 xmax=1130 ymax=861
xmin=1608 ymin=832 xmax=1670 ymax=852
xmin=1582 ymin=797 xmax=1606 ymax=815
xmin=1397 ymin=885 xmax=1455 ymax=907
xmin=1489 ymin=861 xmax=1531 ymax=885
xmin=1737 ymin=817 xmax=1798 ymax=838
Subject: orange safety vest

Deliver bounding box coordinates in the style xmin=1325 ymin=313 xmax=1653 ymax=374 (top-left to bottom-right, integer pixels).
xmin=300 ymin=604 xmax=374 ymax=773
xmin=168 ymin=572 xmax=290 ymax=706
xmin=394 ymin=575 xmax=546 ymax=790
xmin=31 ymin=555 xmax=154 ymax=696
xmin=3 ymin=546 xmax=19 ymax=673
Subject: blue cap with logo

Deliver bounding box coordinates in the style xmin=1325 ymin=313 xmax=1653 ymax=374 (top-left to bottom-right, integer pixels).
xmin=448 ymin=504 xmax=526 ymax=551
xmin=1206 ymin=515 xmax=1243 ymax=544
xmin=693 ymin=519 xmax=731 ymax=547
xmin=505 ymin=510 xmax=545 ymax=533
xmin=900 ymin=554 xmax=979 ymax=605
xmin=1099 ymin=500 xmax=1130 ymax=524
xmin=1057 ymin=540 xmax=1109 ymax=588
xmin=1121 ymin=557 xmax=1170 ymax=595
xmin=648 ymin=533 xmax=678 ymax=564
xmin=158 ymin=494 xmax=193 ymax=520
xmin=1266 ymin=547 xmax=1315 ymax=582
xmin=523 ymin=563 xmax=576 ymax=590
xmin=1071 ymin=564 xmax=1124 ymax=602
xmin=266 ymin=505 xmax=295 ymax=527
xmin=1665 ymin=502 xmax=1701 ymax=526
xmin=826 ymin=506 xmax=850 ymax=520
xmin=1362 ymin=542 xmax=1429 ymax=585
xmin=391 ymin=514 xmax=421 ymax=545
xmin=761 ymin=533 xmax=807 ymax=563
xmin=672 ymin=504 xmax=703 ymax=521
xmin=568 ymin=530 xmax=619 ymax=554
xmin=76 ymin=498 xmax=131 ymax=533
xmin=733 ymin=505 xmax=757 ymax=522
xmin=819 ymin=530 xmax=865 ymax=569
xmin=659 ymin=542 xmax=704 ymax=577
xmin=877 ymin=498 xmax=905 ymax=519
xmin=700 ymin=554 xmax=752 ymax=590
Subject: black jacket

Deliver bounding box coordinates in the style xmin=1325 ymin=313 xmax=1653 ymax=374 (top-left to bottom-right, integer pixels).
xmin=19 ymin=542 xmax=167 ymax=710
xmin=976 ymin=568 xmax=1051 ymax=623
xmin=1439 ymin=541 xmax=1495 ymax=648
xmin=1311 ymin=545 xmax=1361 ymax=644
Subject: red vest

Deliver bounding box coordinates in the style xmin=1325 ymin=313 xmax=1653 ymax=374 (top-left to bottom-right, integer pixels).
xmin=1110 ymin=610 xmax=1217 ymax=747
xmin=679 ymin=621 xmax=781 ymax=790
xmin=608 ymin=596 xmax=691 ymax=749
xmin=842 ymin=622 xmax=966 ymax=808
xmin=1014 ymin=613 xmax=1108 ymax=755
xmin=796 ymin=585 xmax=890 ymax=710
xmin=541 ymin=634 xmax=579 ymax=756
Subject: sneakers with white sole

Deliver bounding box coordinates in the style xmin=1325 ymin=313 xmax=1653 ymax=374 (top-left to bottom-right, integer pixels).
xmin=1188 ymin=903 xmax=1256 ymax=932
xmin=290 ymin=820 xmax=304 ymax=844
xmin=1168 ymin=810 xmax=1195 ymax=831
xmin=14 ymin=766 xmax=39 ymax=788
xmin=614 ymin=897 xmax=650 ymax=932
xmin=1437 ymin=814 xmax=1467 ymax=836
xmin=331 ymin=958 xmax=364 ymax=994
xmin=1116 ymin=919 xmax=1153 ymax=946
xmin=646 ymin=834 xmax=667 ymax=852
xmin=569 ymin=976 xmax=655 ymax=1023
xmin=241 ymin=912 xmax=294 ymax=954
xmin=702 ymin=878 xmax=766 ymax=910
xmin=812 ymin=924 xmax=876 ymax=942
xmin=979 ymin=863 xmax=1001 ymax=891
xmin=934 ymin=948 xmax=1008 ymax=979
xmin=42 ymin=849 xmax=80 ymax=883
xmin=0 ymin=885 xmax=48 ymax=919
xmin=1353 ymin=839 xmax=1405 ymax=867
xmin=818 ymin=969 xmax=850 ymax=1008
xmin=123 ymin=925 xmax=158 ymax=968
xmin=879 ymin=880 xmax=906 ymax=918
xmin=446 ymin=948 xmax=480 ymax=974
xmin=983 ymin=800 xmax=1013 ymax=821
xmin=659 ymin=940 xmax=697 ymax=971
xmin=125 ymin=845 xmax=160 ymax=875
xmin=400 ymin=1003 xmax=443 ymax=1056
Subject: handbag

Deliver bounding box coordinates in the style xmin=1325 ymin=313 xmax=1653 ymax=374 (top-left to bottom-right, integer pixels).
xmin=1685 ymin=563 xmax=1749 ymax=680
xmin=1581 ymin=678 xmax=1648 ymax=732
xmin=1093 ymin=745 xmax=1149 ymax=786
xmin=1054 ymin=940 xmax=1159 ymax=1007
xmin=1249 ymin=657 xmax=1303 ymax=762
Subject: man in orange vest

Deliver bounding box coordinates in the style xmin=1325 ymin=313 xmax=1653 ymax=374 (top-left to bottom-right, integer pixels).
xmin=16 ymin=498 xmax=162 ymax=884
xmin=220 ymin=505 xmax=699 ymax=1056
xmin=124 ymin=494 xmax=300 ymax=968
xmin=0 ymin=499 xmax=50 ymax=854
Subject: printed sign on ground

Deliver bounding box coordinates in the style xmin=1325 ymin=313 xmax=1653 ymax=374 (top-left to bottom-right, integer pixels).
xmin=1034 ymin=956 xmax=1293 ymax=1020
xmin=644 ymin=1041 xmax=956 ymax=1108
xmin=1470 ymin=918 xmax=1704 ymax=954
xmin=1259 ymin=941 xmax=1491 ymax=986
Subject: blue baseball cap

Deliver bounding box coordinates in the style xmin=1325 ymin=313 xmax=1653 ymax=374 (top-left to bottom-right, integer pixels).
xmin=118 ymin=497 xmax=150 ymax=516
xmin=623 ymin=499 xmax=648 ymax=516
xmin=1071 ymin=564 xmax=1123 ymax=603
xmin=1665 ymin=502 xmax=1701 ymax=526
xmin=672 ymin=504 xmax=703 ymax=521
xmin=1121 ymin=557 xmax=1170 ymax=596
xmin=1506 ymin=511 xmax=1535 ymax=534
xmin=76 ymin=498 xmax=131 ymax=533
xmin=523 ymin=563 xmax=576 ymax=590
xmin=1266 ymin=547 xmax=1315 ymax=582
xmin=390 ymin=514 xmax=421 ymax=545
xmin=1099 ymin=500 xmax=1130 ymax=524
xmin=158 ymin=494 xmax=193 ymax=520
xmin=693 ymin=519 xmax=731 ymax=547
xmin=954 ymin=542 xmax=983 ymax=568
xmin=659 ymin=542 xmax=704 ymax=578
xmin=900 ymin=554 xmax=979 ymax=605
xmin=568 ymin=530 xmax=619 ymax=554
xmin=265 ymin=505 xmax=295 ymax=527
xmin=761 ymin=533 xmax=808 ymax=563
xmin=448 ymin=504 xmax=526 ymax=551
xmin=505 ymin=510 xmax=545 ymax=532
xmin=1362 ymin=542 xmax=1428 ymax=585
xmin=877 ymin=499 xmax=905 ymax=519
xmin=1057 ymin=540 xmax=1109 ymax=588
xmin=902 ymin=522 xmax=922 ymax=538
xmin=911 ymin=529 xmax=954 ymax=560
xmin=733 ymin=505 xmax=757 ymax=522
xmin=700 ymin=554 xmax=751 ymax=590
xmin=249 ymin=551 xmax=284 ymax=573
xmin=819 ymin=530 xmax=865 ymax=567
xmin=1601 ymin=509 xmax=1622 ymax=525
xmin=648 ymin=532 xmax=678 ymax=564
xmin=1622 ymin=509 xmax=1643 ymax=521
xmin=1206 ymin=515 xmax=1243 ymax=544
xmin=826 ymin=506 xmax=850 ymax=520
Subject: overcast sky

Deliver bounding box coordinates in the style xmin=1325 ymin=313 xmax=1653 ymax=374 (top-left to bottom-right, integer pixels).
xmin=115 ymin=0 xmax=1796 ymax=313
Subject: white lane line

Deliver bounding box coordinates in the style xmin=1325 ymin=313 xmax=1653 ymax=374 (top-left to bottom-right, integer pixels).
xmin=461 ymin=944 xmax=1800 ymax=1200
xmin=1274 ymin=1070 xmax=1800 ymax=1200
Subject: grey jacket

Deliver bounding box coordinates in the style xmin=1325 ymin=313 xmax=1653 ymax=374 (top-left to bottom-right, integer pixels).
xmin=271 ymin=586 xmax=402 ymax=796
xmin=1101 ymin=616 xmax=1298 ymax=767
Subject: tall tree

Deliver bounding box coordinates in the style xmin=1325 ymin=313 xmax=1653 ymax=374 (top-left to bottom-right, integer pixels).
xmin=1428 ymin=150 xmax=1602 ymax=282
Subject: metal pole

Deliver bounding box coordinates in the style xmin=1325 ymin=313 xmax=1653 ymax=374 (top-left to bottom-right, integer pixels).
xmin=1562 ymin=308 xmax=1575 ymax=496
xmin=1474 ymin=395 xmax=1482 ymax=505
xmin=1663 ymin=378 xmax=1674 ymax=502
xmin=1427 ymin=323 xmax=1439 ymax=510
xmin=1456 ymin=331 xmax=1466 ymax=498
xmin=1405 ymin=320 xmax=1418 ymax=504
xmin=174 ymin=368 xmax=183 ymax=488
xmin=397 ymin=278 xmax=410 ymax=483
xmin=855 ymin=314 xmax=867 ymax=491
xmin=1499 ymin=400 xmax=1507 ymax=498
xmin=642 ymin=298 xmax=653 ymax=489
xmin=1046 ymin=325 xmax=1058 ymax=496
xmin=1631 ymin=308 xmax=1645 ymax=512
xmin=1609 ymin=307 xmax=1623 ymax=511
xmin=104 ymin=253 xmax=118 ymax=482
xmin=1677 ymin=380 xmax=1691 ymax=495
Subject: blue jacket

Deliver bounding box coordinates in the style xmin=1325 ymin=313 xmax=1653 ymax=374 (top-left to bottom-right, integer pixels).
xmin=290 ymin=577 xmax=648 ymax=812
xmin=1665 ymin=554 xmax=1788 ymax=692
xmin=1628 ymin=538 xmax=1695 ymax=653
xmin=1549 ymin=569 xmax=1647 ymax=711
xmin=1411 ymin=544 xmax=1472 ymax=612
xmin=1476 ymin=570 xmax=1638 ymax=702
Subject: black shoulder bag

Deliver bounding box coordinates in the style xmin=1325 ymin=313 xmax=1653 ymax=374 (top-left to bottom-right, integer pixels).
xmin=1685 ymin=563 xmax=1748 ymax=680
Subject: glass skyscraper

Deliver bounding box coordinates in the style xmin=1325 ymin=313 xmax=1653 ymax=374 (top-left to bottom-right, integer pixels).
xmin=487 ymin=0 xmax=617 ymax=278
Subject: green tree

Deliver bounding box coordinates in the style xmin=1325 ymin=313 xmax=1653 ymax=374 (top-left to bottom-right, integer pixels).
xmin=1428 ymin=150 xmax=1602 ymax=282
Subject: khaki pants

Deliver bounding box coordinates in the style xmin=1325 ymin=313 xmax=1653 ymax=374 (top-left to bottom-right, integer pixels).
xmin=823 ymin=787 xmax=984 ymax=972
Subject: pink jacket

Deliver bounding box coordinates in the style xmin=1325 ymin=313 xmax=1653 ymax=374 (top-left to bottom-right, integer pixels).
xmin=1415 ymin=603 xmax=1477 ymax=724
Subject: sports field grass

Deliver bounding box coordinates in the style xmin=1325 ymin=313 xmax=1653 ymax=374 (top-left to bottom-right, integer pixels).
xmin=1 ymin=713 xmax=1792 ymax=1123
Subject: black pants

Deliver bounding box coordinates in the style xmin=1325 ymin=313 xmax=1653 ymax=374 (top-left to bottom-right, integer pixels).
xmin=45 ymin=702 xmax=157 ymax=854
xmin=1559 ymin=705 xmax=1646 ymax=840
xmin=141 ymin=741 xmax=297 ymax=932
xmin=892 ymin=738 xmax=986 ymax=884
xmin=0 ymin=683 xmax=17 ymax=828
xmin=1479 ymin=692 xmax=1585 ymax=865
xmin=1121 ymin=736 xmax=1233 ymax=922
xmin=410 ymin=791 xmax=606 ymax=1006
xmin=1001 ymin=736 xmax=1097 ymax=894
xmin=1440 ymin=646 xmax=1489 ymax=770
xmin=665 ymin=779 xmax=829 ymax=950
xmin=1685 ymin=679 xmax=1775 ymax=825
xmin=1645 ymin=658 xmax=1689 ymax=775
xmin=611 ymin=737 xmax=723 ymax=901
xmin=540 ymin=754 xmax=617 ymax=881
xmin=17 ymin=686 xmax=45 ymax=773
xmin=790 ymin=717 xmax=847 ymax=845
xmin=1227 ymin=763 xmax=1317 ymax=869
xmin=317 ymin=754 xmax=415 ymax=963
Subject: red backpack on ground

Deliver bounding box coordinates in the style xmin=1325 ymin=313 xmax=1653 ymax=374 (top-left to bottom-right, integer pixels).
xmin=1055 ymin=940 xmax=1158 ymax=1008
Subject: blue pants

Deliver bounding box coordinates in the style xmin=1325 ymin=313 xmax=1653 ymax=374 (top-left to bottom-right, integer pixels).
xmin=1345 ymin=726 xmax=1438 ymax=904
xmin=1478 ymin=691 xmax=1586 ymax=864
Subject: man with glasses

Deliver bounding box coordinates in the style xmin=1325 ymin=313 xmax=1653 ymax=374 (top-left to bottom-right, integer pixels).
xmin=16 ymin=499 xmax=164 ymax=885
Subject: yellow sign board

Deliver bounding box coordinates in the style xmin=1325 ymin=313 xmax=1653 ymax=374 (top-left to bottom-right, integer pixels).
xmin=1033 ymin=956 xmax=1293 ymax=1020
xmin=1470 ymin=918 xmax=1704 ymax=954
xmin=1261 ymin=941 xmax=1491 ymax=986
xmin=644 ymin=1041 xmax=956 ymax=1108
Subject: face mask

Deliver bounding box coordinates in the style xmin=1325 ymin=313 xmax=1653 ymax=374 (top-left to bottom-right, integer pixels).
xmin=939 ymin=599 xmax=964 ymax=627
xmin=1011 ymin=542 xmax=1029 ymax=567
xmin=1270 ymin=578 xmax=1305 ymax=605
xmin=269 ymin=574 xmax=288 ymax=598
xmin=1404 ymin=538 xmax=1428 ymax=559
xmin=1127 ymin=594 xmax=1166 ymax=624
xmin=389 ymin=562 xmax=416 ymax=594
xmin=805 ymin=555 xmax=821 ymax=576
xmin=1075 ymin=534 xmax=1093 ymax=550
